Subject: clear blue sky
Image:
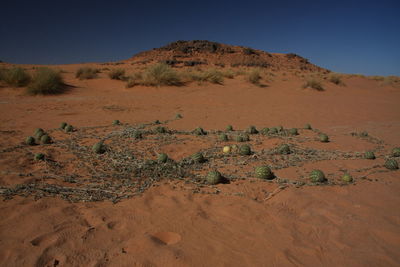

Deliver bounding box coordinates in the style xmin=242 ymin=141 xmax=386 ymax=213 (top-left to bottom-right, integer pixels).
xmin=1 ymin=0 xmax=399 ymax=75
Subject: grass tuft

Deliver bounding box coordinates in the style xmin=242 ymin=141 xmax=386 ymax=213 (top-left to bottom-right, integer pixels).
xmin=76 ymin=67 xmax=99 ymax=80
xmin=27 ymin=68 xmax=65 ymax=95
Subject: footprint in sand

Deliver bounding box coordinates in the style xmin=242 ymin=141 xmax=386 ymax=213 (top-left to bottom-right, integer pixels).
xmin=151 ymin=232 xmax=181 ymax=245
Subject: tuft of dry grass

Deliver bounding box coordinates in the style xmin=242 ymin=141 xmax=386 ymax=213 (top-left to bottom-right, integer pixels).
xmin=141 ymin=63 xmax=182 ymax=86
xmin=328 ymin=73 xmax=345 ymax=86
xmin=1 ymin=67 xmax=30 ymax=87
xmin=108 ymin=69 xmax=126 ymax=80
xmin=76 ymin=67 xmax=99 ymax=80
xmin=247 ymin=69 xmax=262 ymax=85
xmin=302 ymin=78 xmax=324 ymax=91
xmin=27 ymin=68 xmax=65 ymax=95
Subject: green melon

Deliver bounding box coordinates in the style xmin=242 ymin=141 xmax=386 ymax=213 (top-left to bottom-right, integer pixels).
xmin=309 ymin=169 xmax=326 ymax=183
xmin=246 ymin=125 xmax=258 ymax=134
xmin=235 ymin=135 xmax=244 ymax=142
xmin=261 ymin=128 xmax=269 ymax=135
xmin=92 ymin=142 xmax=106 ymax=154
xmin=278 ymin=144 xmax=291 ymax=154
xmin=133 ymin=131 xmax=142 ymax=139
xmin=25 ymin=136 xmax=35 ymax=146
xmin=64 ymin=125 xmax=74 ymax=133
xmin=364 ymin=151 xmax=376 ymax=160
xmin=269 ymin=127 xmax=278 ymax=134
xmin=40 ymin=134 xmax=51 ymax=144
xmin=304 ymin=123 xmax=312 ymax=130
xmin=319 ymin=133 xmax=329 ymax=143
xmin=207 ymin=170 xmax=222 ymax=185
xmin=342 ymin=173 xmax=353 ymax=183
xmin=34 ymin=153 xmax=45 ymax=161
xmin=60 ymin=122 xmax=67 ymax=129
xmin=226 ymin=125 xmax=233 ymax=131
xmin=158 ymin=153 xmax=168 ymax=163
xmin=194 ymin=127 xmax=206 ymax=135
xmin=255 ymin=166 xmax=274 ymax=180
xmin=156 ymin=126 xmax=167 ymax=133
xmin=239 ymin=144 xmax=251 ymax=155
xmin=384 ymin=159 xmax=398 ymax=170
xmin=219 ymin=133 xmax=228 ymax=141
xmin=113 ymin=119 xmax=120 ymax=125
xmin=392 ymin=147 xmax=400 ymax=157
xmin=175 ymin=113 xmax=183 ymax=119
xmin=191 ymin=152 xmax=205 ymax=163
xmin=289 ymin=128 xmax=298 ymax=135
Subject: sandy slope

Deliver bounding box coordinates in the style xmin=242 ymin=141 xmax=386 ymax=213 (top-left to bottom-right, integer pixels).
xmin=0 ymin=66 xmax=400 ymax=266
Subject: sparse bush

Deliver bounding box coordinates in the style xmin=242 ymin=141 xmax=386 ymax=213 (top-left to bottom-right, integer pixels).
xmin=303 ymin=78 xmax=324 ymax=91
xmin=207 ymin=170 xmax=222 ymax=185
xmin=125 ymin=72 xmax=143 ymax=88
xmin=2 ymin=67 xmax=30 ymax=87
xmin=108 ymin=68 xmax=126 ymax=80
xmin=76 ymin=67 xmax=98 ymax=80
xmin=328 ymin=73 xmax=344 ymax=85
xmin=255 ymin=166 xmax=274 ymax=180
xmin=201 ymin=69 xmax=224 ymax=84
xmin=247 ymin=69 xmax=262 ymax=85
xmin=27 ymin=68 xmax=65 ymax=95
xmin=142 ymin=63 xmax=181 ymax=86
xmin=309 ymin=169 xmax=326 ymax=183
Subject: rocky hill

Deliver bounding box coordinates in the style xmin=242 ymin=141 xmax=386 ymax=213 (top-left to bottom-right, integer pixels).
xmin=128 ymin=40 xmax=328 ymax=73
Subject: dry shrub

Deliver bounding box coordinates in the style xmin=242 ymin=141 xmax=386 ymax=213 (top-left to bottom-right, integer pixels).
xmin=27 ymin=68 xmax=65 ymax=95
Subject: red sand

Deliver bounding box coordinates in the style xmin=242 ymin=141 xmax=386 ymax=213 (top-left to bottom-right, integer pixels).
xmin=0 ymin=63 xmax=400 ymax=266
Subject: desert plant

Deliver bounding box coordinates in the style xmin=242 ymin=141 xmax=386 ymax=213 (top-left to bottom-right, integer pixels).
xmin=342 ymin=173 xmax=353 ymax=183
xmin=364 ymin=151 xmax=376 ymax=160
xmin=261 ymin=127 xmax=269 ymax=135
xmin=112 ymin=120 xmax=120 ymax=125
xmin=125 ymin=72 xmax=143 ymax=88
xmin=2 ymin=67 xmax=30 ymax=87
xmin=34 ymin=153 xmax=45 ymax=161
xmin=239 ymin=144 xmax=251 ymax=155
xmin=191 ymin=152 xmax=205 ymax=163
xmin=269 ymin=127 xmax=278 ymax=134
xmin=246 ymin=125 xmax=258 ymax=134
xmin=34 ymin=129 xmax=45 ymax=141
xmin=255 ymin=166 xmax=274 ymax=179
xmin=392 ymin=147 xmax=400 ymax=157
xmin=27 ymin=68 xmax=65 ymax=95
xmin=219 ymin=133 xmax=228 ymax=141
xmin=40 ymin=134 xmax=51 ymax=144
xmin=108 ymin=68 xmax=126 ymax=80
xmin=235 ymin=135 xmax=244 ymax=142
xmin=75 ymin=67 xmax=98 ymax=79
xmin=155 ymin=126 xmax=167 ymax=133
xmin=193 ymin=127 xmax=206 ymax=135
xmin=328 ymin=73 xmax=344 ymax=85
xmin=25 ymin=136 xmax=35 ymax=146
xmin=132 ymin=131 xmax=142 ymax=139
xmin=278 ymin=144 xmax=291 ymax=154
xmin=201 ymin=69 xmax=224 ymax=84
xmin=319 ymin=133 xmax=329 ymax=142
xmin=92 ymin=142 xmax=106 ymax=154
xmin=384 ymin=159 xmax=398 ymax=170
xmin=226 ymin=125 xmax=233 ymax=131
xmin=60 ymin=122 xmax=67 ymax=129
xmin=247 ymin=69 xmax=262 ymax=85
xmin=142 ymin=63 xmax=181 ymax=86
xmin=222 ymin=69 xmax=235 ymax=79
xmin=207 ymin=170 xmax=222 ymax=185
xmin=303 ymin=78 xmax=324 ymax=91
xmin=304 ymin=123 xmax=312 ymax=130
xmin=309 ymin=169 xmax=326 ymax=183
xmin=158 ymin=153 xmax=168 ymax=163
xmin=289 ymin=128 xmax=298 ymax=135
xmin=64 ymin=124 xmax=74 ymax=133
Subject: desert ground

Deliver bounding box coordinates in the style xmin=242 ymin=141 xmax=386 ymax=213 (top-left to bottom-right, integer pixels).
xmin=0 ymin=44 xmax=400 ymax=266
